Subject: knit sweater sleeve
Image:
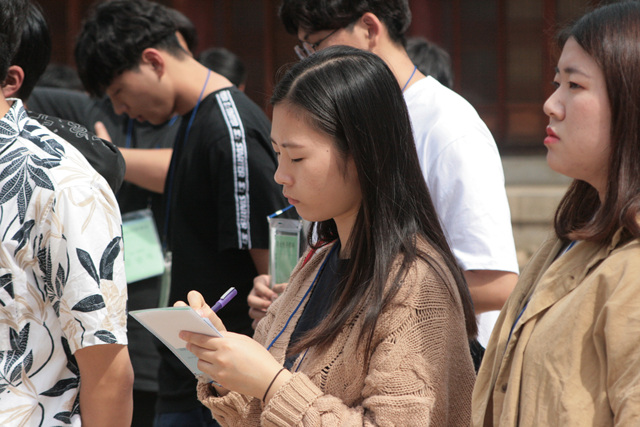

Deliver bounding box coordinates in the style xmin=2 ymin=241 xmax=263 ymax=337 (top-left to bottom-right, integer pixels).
xmin=195 ymin=257 xmax=306 ymax=426
xmin=195 ymin=298 xmax=282 ymax=425
xmin=260 ymin=263 xmax=475 ymax=426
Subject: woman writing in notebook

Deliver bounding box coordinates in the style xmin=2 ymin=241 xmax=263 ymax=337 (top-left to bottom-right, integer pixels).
xmin=178 ymin=46 xmax=477 ymax=425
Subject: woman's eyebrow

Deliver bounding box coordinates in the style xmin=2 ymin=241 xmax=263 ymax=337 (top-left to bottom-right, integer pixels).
xmin=271 ymin=139 xmax=304 ymax=149
xmin=556 ymin=65 xmax=590 ymax=78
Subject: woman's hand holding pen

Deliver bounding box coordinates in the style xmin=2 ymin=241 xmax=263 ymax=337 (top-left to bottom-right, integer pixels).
xmin=180 ymin=329 xmax=291 ymax=402
xmin=174 ymin=290 xmax=227 ymax=332
xmin=177 ymin=289 xmax=292 ymax=403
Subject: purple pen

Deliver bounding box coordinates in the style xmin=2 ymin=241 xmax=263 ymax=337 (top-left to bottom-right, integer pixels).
xmin=212 ymin=287 xmax=237 ymax=313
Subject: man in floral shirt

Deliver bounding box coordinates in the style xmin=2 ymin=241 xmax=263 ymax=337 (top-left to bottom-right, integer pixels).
xmin=0 ymin=1 xmax=134 ymax=425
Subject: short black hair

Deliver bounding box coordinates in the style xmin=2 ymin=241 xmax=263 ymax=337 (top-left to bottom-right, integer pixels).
xmin=166 ymin=7 xmax=198 ymax=53
xmin=406 ymin=36 xmax=453 ymax=89
xmin=198 ymin=47 xmax=247 ymax=87
xmin=279 ymin=0 xmax=411 ymax=46
xmin=0 ymin=0 xmax=28 ymax=82
xmin=12 ymin=0 xmax=51 ymax=100
xmin=75 ymin=0 xmax=185 ymax=97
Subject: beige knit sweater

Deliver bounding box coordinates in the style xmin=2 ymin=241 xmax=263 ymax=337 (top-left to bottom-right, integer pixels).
xmin=197 ymin=241 xmax=475 ymax=426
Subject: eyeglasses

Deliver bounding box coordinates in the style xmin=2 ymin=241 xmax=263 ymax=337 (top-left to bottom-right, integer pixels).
xmin=294 ymin=28 xmax=340 ymax=59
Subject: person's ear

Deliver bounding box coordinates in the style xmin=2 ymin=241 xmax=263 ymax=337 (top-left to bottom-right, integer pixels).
xmin=2 ymin=65 xmax=25 ymax=99
xmin=141 ymin=48 xmax=166 ymax=78
xmin=361 ymin=12 xmax=384 ymax=50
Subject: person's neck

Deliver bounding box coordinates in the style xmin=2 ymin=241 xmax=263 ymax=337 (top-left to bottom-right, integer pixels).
xmin=170 ymin=58 xmax=233 ymax=116
xmin=0 ymin=96 xmax=12 ymax=118
xmin=376 ymin=43 xmax=425 ymax=92
xmin=334 ymin=211 xmax=358 ymax=259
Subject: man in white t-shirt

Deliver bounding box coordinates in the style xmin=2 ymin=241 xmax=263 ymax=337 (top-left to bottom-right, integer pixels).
xmin=249 ymin=0 xmax=519 ymax=349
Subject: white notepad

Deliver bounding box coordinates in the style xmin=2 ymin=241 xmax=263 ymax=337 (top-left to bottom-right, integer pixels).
xmin=130 ymin=307 xmax=222 ymax=382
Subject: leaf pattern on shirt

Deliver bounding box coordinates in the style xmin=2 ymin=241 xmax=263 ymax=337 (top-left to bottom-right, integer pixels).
xmin=0 ymin=135 xmax=60 ymax=222
xmin=36 ymin=237 xmax=68 ymax=318
xmin=0 ymin=324 xmax=34 ymax=392
xmin=0 ymin=100 xmax=126 ymax=426
xmin=0 ymin=273 xmax=13 ymax=307
xmin=11 ymin=219 xmax=34 ymax=255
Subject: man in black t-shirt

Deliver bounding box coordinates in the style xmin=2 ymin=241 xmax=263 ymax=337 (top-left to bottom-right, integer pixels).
xmin=75 ymin=1 xmax=286 ymax=425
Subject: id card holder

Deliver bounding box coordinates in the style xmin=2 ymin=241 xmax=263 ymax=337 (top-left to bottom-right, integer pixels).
xmin=121 ymin=209 xmax=165 ymax=284
xmin=159 ymin=251 xmax=172 ymax=308
xmin=268 ymin=217 xmax=303 ymax=289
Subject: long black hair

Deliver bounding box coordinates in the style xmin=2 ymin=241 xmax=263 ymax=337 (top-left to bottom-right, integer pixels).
xmin=271 ymin=46 xmax=477 ymax=357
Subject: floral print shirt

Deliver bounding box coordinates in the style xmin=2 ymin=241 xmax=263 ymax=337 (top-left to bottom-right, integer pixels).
xmin=0 ymin=100 xmax=127 ymax=426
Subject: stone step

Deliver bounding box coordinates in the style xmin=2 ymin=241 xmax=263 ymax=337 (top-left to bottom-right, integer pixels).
xmin=502 ymin=155 xmax=572 ymax=186
xmin=501 ymin=155 xmax=571 ymax=267
xmin=506 ymin=184 xmax=568 ymax=269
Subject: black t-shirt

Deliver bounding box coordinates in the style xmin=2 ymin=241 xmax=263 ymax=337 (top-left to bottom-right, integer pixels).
xmin=285 ymin=243 xmax=346 ymax=370
xmin=158 ymin=86 xmax=287 ymax=412
xmin=26 ymin=111 xmax=125 ymax=193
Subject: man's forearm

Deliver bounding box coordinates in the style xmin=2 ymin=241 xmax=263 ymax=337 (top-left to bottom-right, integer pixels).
xmin=464 ymin=270 xmax=518 ymax=314
xmin=76 ymin=344 xmax=134 ymax=426
xmin=120 ymin=148 xmax=173 ymax=193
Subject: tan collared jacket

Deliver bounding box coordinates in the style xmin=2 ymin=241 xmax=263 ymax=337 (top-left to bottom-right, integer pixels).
xmin=472 ymin=228 xmax=640 ymax=426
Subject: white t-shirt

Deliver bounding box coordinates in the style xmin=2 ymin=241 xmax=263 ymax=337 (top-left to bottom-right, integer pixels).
xmin=404 ymin=77 xmax=518 ymax=346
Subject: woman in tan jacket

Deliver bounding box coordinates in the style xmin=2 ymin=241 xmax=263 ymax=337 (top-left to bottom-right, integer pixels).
xmin=472 ymin=2 xmax=640 ymax=426
xmin=177 ymin=46 xmax=477 ymax=425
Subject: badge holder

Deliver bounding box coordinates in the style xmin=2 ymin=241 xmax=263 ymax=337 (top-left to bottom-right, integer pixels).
xmin=159 ymin=251 xmax=172 ymax=308
xmin=268 ymin=208 xmax=304 ymax=289
xmin=121 ymin=209 xmax=165 ymax=284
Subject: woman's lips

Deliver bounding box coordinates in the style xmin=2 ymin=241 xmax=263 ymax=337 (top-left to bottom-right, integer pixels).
xmin=544 ymin=127 xmax=559 ymax=145
xmin=283 ymin=193 xmax=299 ymax=205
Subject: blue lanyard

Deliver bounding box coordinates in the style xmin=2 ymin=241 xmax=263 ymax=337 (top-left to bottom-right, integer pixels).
xmin=266 ymin=243 xmax=338 ymax=356
xmin=267 ymin=204 xmax=294 ymax=219
xmin=162 ymin=69 xmax=211 ymax=250
xmin=125 ymin=118 xmax=134 ymax=148
xmin=402 ymin=65 xmax=418 ymax=92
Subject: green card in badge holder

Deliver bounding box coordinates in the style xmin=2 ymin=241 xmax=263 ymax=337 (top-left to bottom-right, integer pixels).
xmin=268 ymin=213 xmax=303 ymax=290
xmin=121 ymin=209 xmax=165 ymax=284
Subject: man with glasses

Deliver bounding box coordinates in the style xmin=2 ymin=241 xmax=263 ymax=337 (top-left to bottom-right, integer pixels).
xmin=250 ymin=0 xmax=519 ymax=356
xmin=294 ymin=28 xmax=340 ymax=59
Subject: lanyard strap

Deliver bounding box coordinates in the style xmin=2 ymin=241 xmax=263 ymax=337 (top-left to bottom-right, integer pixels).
xmin=162 ymin=69 xmax=212 ymax=250
xmin=401 ymin=65 xmax=418 ymax=92
xmin=125 ymin=118 xmax=134 ymax=148
xmin=266 ymin=242 xmax=338 ymax=352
